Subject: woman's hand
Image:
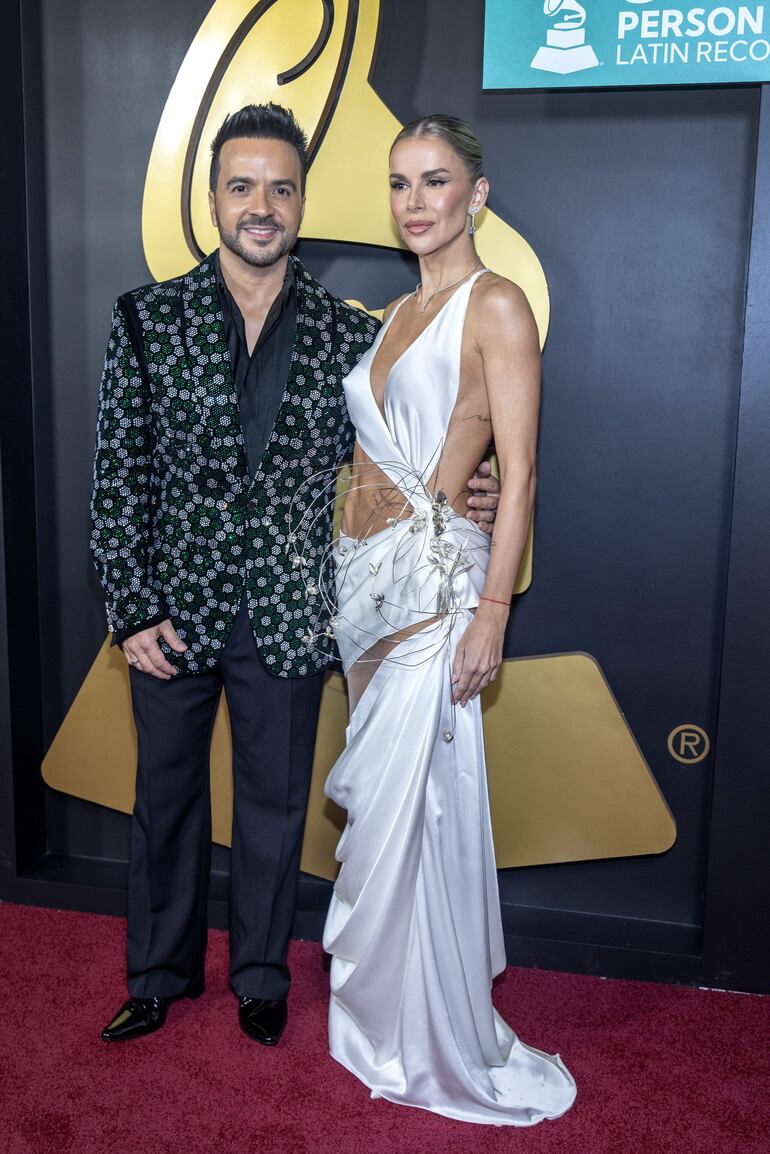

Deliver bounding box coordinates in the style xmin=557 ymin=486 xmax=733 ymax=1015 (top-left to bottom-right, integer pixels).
xmin=451 ymin=603 xmax=508 ymax=707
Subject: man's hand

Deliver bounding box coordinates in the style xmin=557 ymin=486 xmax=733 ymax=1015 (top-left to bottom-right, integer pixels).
xmin=123 ymin=619 xmax=188 ymax=680
xmin=466 ymin=460 xmax=500 ymax=535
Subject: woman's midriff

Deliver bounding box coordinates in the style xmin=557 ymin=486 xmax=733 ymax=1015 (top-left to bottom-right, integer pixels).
xmin=342 ymin=408 xmax=493 ymax=541
xmin=341 ymin=442 xmax=414 ymax=539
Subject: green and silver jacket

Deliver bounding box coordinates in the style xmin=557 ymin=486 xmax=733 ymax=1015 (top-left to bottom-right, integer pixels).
xmin=90 ymin=252 xmax=379 ymax=677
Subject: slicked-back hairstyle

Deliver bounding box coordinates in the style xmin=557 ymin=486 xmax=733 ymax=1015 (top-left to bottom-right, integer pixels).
xmin=391 ymin=114 xmax=483 ymax=183
xmin=209 ymin=102 xmax=309 ymax=193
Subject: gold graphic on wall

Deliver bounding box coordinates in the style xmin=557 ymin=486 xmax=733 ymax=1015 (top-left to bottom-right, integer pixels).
xmin=42 ymin=645 xmax=676 ymax=874
xmin=42 ymin=0 xmax=677 ymax=872
xmin=667 ymin=724 xmax=710 ymax=765
xmin=141 ymin=0 xmax=550 ymax=345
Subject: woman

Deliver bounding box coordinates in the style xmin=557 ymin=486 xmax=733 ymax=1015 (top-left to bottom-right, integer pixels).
xmin=305 ymin=115 xmax=576 ymax=1125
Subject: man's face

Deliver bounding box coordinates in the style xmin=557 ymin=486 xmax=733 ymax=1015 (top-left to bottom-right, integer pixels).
xmin=208 ymin=137 xmax=304 ymax=268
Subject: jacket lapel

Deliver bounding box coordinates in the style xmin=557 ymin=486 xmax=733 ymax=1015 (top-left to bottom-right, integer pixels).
xmin=178 ymin=252 xmax=334 ymax=492
xmin=250 ymin=256 xmax=334 ymax=488
xmin=180 ymin=252 xmax=250 ymax=485
xmin=180 ymin=251 xmax=228 ymax=377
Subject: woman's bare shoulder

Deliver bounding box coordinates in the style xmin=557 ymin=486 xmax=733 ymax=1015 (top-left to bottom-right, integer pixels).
xmin=381 ymin=292 xmax=413 ymax=324
xmin=469 ymin=271 xmax=538 ymax=348
xmin=472 ymin=270 xmax=532 ymax=318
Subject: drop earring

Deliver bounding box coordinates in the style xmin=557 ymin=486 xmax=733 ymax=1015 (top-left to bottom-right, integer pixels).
xmin=468 ymin=206 xmax=479 ymax=237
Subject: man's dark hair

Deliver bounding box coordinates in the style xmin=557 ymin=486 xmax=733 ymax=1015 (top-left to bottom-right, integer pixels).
xmin=209 ymin=103 xmax=309 ymax=193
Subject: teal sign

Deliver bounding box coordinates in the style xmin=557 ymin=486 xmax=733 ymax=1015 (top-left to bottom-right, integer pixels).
xmin=484 ymin=1 xmax=770 ymax=89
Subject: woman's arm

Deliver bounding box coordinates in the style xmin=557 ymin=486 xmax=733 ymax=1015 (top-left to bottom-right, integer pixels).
xmin=451 ymin=278 xmax=541 ymax=706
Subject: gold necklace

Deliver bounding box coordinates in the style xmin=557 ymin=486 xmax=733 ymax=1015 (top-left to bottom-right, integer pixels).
xmin=415 ymin=258 xmax=483 ymax=313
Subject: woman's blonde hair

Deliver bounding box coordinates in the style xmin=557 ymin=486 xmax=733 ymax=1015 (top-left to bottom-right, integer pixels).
xmin=391 ymin=114 xmax=483 ymax=183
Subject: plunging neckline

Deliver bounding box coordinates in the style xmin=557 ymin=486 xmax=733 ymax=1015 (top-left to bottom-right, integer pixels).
xmin=368 ymin=272 xmax=485 ymax=421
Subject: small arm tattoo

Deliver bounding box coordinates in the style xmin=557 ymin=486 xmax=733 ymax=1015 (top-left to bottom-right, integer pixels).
xmin=463 ymin=414 xmax=492 ymax=424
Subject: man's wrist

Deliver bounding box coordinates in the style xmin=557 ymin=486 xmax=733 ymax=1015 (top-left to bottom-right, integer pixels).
xmin=112 ymin=609 xmax=169 ymax=648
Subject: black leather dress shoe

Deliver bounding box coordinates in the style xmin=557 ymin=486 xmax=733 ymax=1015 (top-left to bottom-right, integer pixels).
xmin=238 ymin=997 xmax=287 ymax=1046
xmin=101 ymin=996 xmax=170 ymax=1041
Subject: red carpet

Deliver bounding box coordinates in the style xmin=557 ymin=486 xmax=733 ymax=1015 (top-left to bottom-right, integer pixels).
xmin=1 ymin=903 xmax=768 ymax=1154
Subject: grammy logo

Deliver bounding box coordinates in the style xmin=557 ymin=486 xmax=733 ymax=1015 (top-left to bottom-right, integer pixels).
xmin=142 ymin=0 xmax=550 ymax=344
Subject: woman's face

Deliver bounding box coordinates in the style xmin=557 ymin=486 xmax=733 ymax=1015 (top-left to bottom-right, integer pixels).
xmin=389 ymin=136 xmax=482 ymax=256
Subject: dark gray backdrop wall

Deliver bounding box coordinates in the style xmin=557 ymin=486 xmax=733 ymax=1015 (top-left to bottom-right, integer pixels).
xmin=2 ymin=0 xmax=767 ymax=991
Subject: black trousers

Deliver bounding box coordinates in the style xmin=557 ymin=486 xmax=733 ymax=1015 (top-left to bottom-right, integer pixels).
xmin=126 ymin=598 xmax=324 ymax=1000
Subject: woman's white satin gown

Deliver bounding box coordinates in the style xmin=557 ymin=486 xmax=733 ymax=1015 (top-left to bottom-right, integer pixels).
xmin=322 ymin=274 xmax=576 ymax=1126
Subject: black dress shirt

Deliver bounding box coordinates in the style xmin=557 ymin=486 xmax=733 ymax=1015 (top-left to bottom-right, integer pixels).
xmin=114 ymin=254 xmax=296 ymax=646
xmin=215 ymin=251 xmax=296 ymax=478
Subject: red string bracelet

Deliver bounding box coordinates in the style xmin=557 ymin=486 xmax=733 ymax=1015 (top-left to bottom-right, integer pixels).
xmin=479 ymin=595 xmax=510 ymax=606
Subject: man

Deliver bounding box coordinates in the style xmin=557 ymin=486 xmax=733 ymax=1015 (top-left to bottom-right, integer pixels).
xmin=91 ymin=104 xmax=498 ymax=1046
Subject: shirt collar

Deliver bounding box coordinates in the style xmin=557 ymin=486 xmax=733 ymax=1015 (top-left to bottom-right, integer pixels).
xmin=215 ymin=249 xmax=295 ymax=307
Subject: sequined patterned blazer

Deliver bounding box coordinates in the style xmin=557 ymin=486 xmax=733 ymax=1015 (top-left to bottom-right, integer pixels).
xmin=90 ymin=252 xmax=380 ymax=677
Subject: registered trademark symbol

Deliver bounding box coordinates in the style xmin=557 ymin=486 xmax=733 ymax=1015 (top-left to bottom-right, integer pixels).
xmin=667 ymin=724 xmax=710 ymax=764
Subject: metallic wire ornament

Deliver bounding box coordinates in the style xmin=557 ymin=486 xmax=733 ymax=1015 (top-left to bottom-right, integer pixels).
xmin=431 ymin=489 xmax=450 ymax=536
xmin=469 ymin=205 xmax=480 ymax=236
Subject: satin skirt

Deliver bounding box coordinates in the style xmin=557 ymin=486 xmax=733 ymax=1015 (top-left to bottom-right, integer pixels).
xmin=322 ymin=513 xmax=576 ymax=1126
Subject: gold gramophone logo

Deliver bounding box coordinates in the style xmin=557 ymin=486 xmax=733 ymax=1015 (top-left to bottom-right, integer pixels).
xmin=142 ymin=0 xmax=550 ymax=343
xmin=42 ymin=0 xmax=676 ymax=877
